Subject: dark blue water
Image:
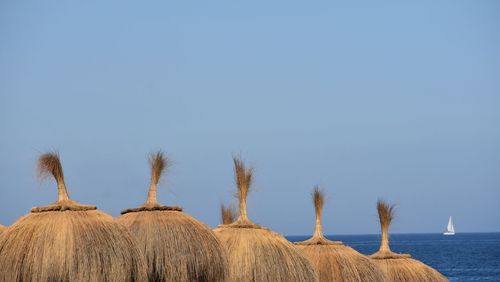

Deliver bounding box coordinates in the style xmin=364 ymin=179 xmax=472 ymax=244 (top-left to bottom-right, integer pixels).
xmin=287 ymin=233 xmax=500 ymax=281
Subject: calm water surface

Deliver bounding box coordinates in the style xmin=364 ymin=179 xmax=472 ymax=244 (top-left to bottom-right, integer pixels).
xmin=287 ymin=233 xmax=500 ymax=282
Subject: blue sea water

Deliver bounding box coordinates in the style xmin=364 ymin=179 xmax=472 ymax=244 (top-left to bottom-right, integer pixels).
xmin=286 ymin=233 xmax=500 ymax=281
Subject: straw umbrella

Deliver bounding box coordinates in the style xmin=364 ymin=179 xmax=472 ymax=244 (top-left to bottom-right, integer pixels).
xmin=213 ymin=157 xmax=318 ymax=282
xmin=117 ymin=151 xmax=228 ymax=282
xmin=0 ymin=152 xmax=147 ymax=282
xmin=0 ymin=224 xmax=5 ymax=234
xmin=370 ymin=200 xmax=448 ymax=281
xmin=295 ymin=187 xmax=384 ymax=282
xmin=220 ymin=204 xmax=237 ymax=225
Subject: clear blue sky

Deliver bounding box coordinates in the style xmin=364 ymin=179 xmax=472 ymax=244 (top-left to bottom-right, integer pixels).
xmin=1 ymin=1 xmax=499 ymax=235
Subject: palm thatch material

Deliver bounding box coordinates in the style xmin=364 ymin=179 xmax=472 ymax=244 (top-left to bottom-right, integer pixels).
xmin=213 ymin=156 xmax=318 ymax=282
xmin=220 ymin=204 xmax=237 ymax=225
xmin=370 ymin=200 xmax=448 ymax=281
xmin=295 ymin=187 xmax=384 ymax=282
xmin=0 ymin=224 xmax=5 ymax=234
xmin=0 ymin=152 xmax=147 ymax=282
xmin=117 ymin=151 xmax=228 ymax=282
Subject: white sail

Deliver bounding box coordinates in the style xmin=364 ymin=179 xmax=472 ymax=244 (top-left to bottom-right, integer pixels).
xmin=447 ymin=217 xmax=454 ymax=233
xmin=444 ymin=216 xmax=455 ymax=235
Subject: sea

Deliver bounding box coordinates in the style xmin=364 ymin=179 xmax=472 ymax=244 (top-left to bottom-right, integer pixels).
xmin=286 ymin=233 xmax=500 ymax=282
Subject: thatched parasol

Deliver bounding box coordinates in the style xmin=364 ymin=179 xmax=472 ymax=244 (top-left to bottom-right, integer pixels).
xmin=213 ymin=157 xmax=318 ymax=282
xmin=295 ymin=187 xmax=384 ymax=282
xmin=370 ymin=200 xmax=448 ymax=281
xmin=0 ymin=152 xmax=147 ymax=281
xmin=0 ymin=224 xmax=5 ymax=234
xmin=117 ymin=151 xmax=228 ymax=282
xmin=220 ymin=204 xmax=237 ymax=225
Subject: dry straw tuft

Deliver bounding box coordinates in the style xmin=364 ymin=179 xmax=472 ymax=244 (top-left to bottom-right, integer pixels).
xmin=37 ymin=152 xmax=65 ymax=184
xmin=149 ymin=151 xmax=167 ymax=187
xmin=117 ymin=151 xmax=229 ymax=282
xmin=213 ymin=156 xmax=318 ymax=282
xmin=295 ymin=187 xmax=384 ymax=282
xmin=370 ymin=199 xmax=448 ymax=281
xmin=377 ymin=200 xmax=394 ymax=253
xmin=233 ymin=156 xmax=253 ymax=225
xmin=221 ymin=204 xmax=237 ymax=225
xmin=0 ymin=224 xmax=5 ymax=234
xmin=313 ymin=186 xmax=324 ymax=217
xmin=0 ymin=152 xmax=147 ymax=282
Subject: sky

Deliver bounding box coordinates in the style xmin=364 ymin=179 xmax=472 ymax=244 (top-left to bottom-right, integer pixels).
xmin=0 ymin=1 xmax=499 ymax=235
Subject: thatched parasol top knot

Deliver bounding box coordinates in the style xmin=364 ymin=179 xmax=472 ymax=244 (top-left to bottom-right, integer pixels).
xmin=32 ymin=152 xmax=96 ymax=213
xmin=311 ymin=186 xmax=326 ymax=239
xmin=121 ymin=151 xmax=183 ymax=214
xmin=370 ymin=199 xmax=411 ymax=259
xmin=232 ymin=156 xmax=255 ymax=226
xmin=295 ymin=187 xmax=343 ymax=245
xmin=216 ymin=156 xmax=260 ymax=228
xmin=143 ymin=151 xmax=169 ymax=206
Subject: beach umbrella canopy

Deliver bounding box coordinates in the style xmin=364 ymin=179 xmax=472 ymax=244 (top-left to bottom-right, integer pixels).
xmin=117 ymin=151 xmax=228 ymax=282
xmin=370 ymin=200 xmax=448 ymax=281
xmin=0 ymin=153 xmax=147 ymax=282
xmin=295 ymin=187 xmax=384 ymax=282
xmin=213 ymin=157 xmax=318 ymax=282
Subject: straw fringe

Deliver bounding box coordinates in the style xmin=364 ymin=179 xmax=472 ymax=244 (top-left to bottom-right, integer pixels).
xmin=297 ymin=244 xmax=385 ymax=282
xmin=213 ymin=227 xmax=318 ymax=282
xmin=221 ymin=204 xmax=237 ymax=225
xmin=370 ymin=200 xmax=448 ymax=281
xmin=0 ymin=224 xmax=5 ymax=234
xmin=118 ymin=210 xmax=229 ymax=281
xmin=371 ymin=258 xmax=448 ymax=281
xmin=0 ymin=210 xmax=147 ymax=281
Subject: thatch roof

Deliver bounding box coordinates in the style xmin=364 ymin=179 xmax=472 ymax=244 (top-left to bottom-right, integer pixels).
xmin=295 ymin=187 xmax=384 ymax=282
xmin=370 ymin=200 xmax=448 ymax=281
xmin=213 ymin=156 xmax=318 ymax=282
xmin=117 ymin=151 xmax=229 ymax=282
xmin=220 ymin=204 xmax=237 ymax=225
xmin=0 ymin=152 xmax=147 ymax=282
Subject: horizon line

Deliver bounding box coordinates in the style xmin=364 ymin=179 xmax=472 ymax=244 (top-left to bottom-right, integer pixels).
xmin=285 ymin=231 xmax=500 ymax=237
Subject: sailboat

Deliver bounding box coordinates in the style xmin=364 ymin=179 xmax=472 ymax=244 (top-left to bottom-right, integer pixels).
xmin=443 ymin=216 xmax=455 ymax=235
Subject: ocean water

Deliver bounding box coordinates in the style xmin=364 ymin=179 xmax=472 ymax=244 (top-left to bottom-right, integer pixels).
xmin=287 ymin=233 xmax=500 ymax=281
